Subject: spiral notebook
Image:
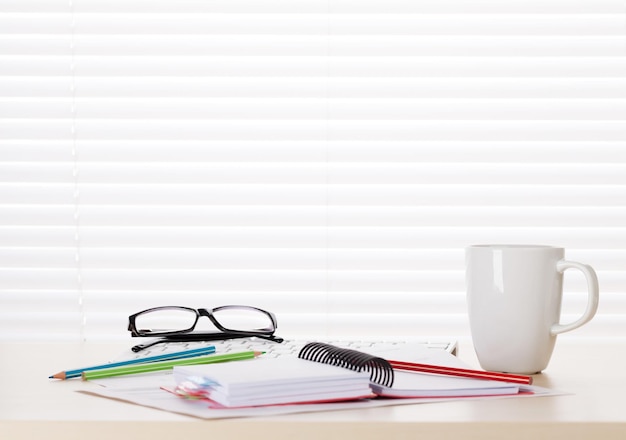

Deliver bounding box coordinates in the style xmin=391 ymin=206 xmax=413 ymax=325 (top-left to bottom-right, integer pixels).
xmin=172 ymin=342 xmax=520 ymax=408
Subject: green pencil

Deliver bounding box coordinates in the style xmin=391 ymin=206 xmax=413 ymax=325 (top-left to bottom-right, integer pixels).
xmin=81 ymin=350 xmax=263 ymax=381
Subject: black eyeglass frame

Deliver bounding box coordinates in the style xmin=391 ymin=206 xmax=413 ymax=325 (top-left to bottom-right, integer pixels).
xmin=127 ymin=305 xmax=278 ymax=338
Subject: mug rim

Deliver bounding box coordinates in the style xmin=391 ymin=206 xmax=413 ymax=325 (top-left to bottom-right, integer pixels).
xmin=468 ymin=244 xmax=561 ymax=249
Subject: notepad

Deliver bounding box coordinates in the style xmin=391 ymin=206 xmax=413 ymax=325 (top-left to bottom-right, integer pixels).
xmin=174 ymin=358 xmax=374 ymax=407
xmin=173 ymin=343 xmax=521 ymax=407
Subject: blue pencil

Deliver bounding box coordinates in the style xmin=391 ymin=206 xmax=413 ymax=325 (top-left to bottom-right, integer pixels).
xmin=49 ymin=345 xmax=216 ymax=379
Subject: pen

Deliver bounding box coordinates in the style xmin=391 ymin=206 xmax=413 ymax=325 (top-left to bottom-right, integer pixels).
xmin=49 ymin=345 xmax=217 ymax=380
xmin=82 ymin=350 xmax=264 ymax=380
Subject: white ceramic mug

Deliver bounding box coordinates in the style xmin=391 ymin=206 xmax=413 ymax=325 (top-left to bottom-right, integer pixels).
xmin=465 ymin=245 xmax=599 ymax=374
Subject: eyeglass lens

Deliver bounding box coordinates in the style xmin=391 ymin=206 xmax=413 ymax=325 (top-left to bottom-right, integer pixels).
xmin=213 ymin=307 xmax=274 ymax=332
xmin=134 ymin=308 xmax=197 ymax=335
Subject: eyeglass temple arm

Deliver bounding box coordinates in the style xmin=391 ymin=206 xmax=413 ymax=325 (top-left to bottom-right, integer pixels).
xmin=131 ymin=333 xmax=284 ymax=353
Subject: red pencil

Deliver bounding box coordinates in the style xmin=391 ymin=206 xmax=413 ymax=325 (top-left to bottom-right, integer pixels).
xmin=388 ymin=360 xmax=533 ymax=385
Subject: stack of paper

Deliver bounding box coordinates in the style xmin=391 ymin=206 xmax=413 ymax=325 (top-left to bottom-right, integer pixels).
xmin=173 ymin=358 xmax=373 ymax=408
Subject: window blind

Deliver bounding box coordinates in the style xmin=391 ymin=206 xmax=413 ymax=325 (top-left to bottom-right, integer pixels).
xmin=1 ymin=0 xmax=625 ymax=342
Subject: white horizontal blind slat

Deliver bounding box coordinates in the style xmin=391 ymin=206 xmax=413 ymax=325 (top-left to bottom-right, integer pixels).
xmin=2 ymin=141 xmax=625 ymax=162
xmin=5 ymin=98 xmax=626 ymax=120
xmin=3 ymin=78 xmax=626 ymax=99
xmin=4 ymin=57 xmax=626 ymax=77
xmin=3 ymin=184 xmax=626 ymax=206
xmin=1 ymin=0 xmax=624 ymax=342
xmin=3 ymin=206 xmax=626 ymax=227
xmin=4 ymin=36 xmax=626 ymax=58
xmin=2 ymin=0 xmax=625 ymax=14
xmin=4 ymin=226 xmax=626 ymax=250
xmin=3 ymin=164 xmax=626 ymax=184
xmin=2 ymin=13 xmax=625 ymax=34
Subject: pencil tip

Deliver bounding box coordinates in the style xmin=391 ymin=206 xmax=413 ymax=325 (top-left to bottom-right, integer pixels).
xmin=49 ymin=372 xmax=66 ymax=380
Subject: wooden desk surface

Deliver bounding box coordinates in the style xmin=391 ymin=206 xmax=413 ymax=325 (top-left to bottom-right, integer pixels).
xmin=1 ymin=339 xmax=625 ymax=440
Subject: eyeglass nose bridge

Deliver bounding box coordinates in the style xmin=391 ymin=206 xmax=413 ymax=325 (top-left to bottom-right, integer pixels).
xmin=195 ymin=308 xmax=227 ymax=332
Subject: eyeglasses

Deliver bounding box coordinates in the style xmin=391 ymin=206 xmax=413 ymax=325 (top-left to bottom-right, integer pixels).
xmin=127 ymin=305 xmax=282 ymax=352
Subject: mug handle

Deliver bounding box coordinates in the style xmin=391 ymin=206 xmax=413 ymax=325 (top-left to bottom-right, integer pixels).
xmin=550 ymin=260 xmax=600 ymax=336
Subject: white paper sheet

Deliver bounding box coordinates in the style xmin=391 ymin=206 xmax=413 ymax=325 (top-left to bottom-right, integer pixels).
xmin=81 ymin=371 xmax=553 ymax=420
xmin=79 ymin=346 xmax=561 ymax=419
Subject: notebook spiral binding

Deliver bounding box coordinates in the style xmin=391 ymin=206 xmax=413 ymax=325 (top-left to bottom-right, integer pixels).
xmin=298 ymin=342 xmax=395 ymax=387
